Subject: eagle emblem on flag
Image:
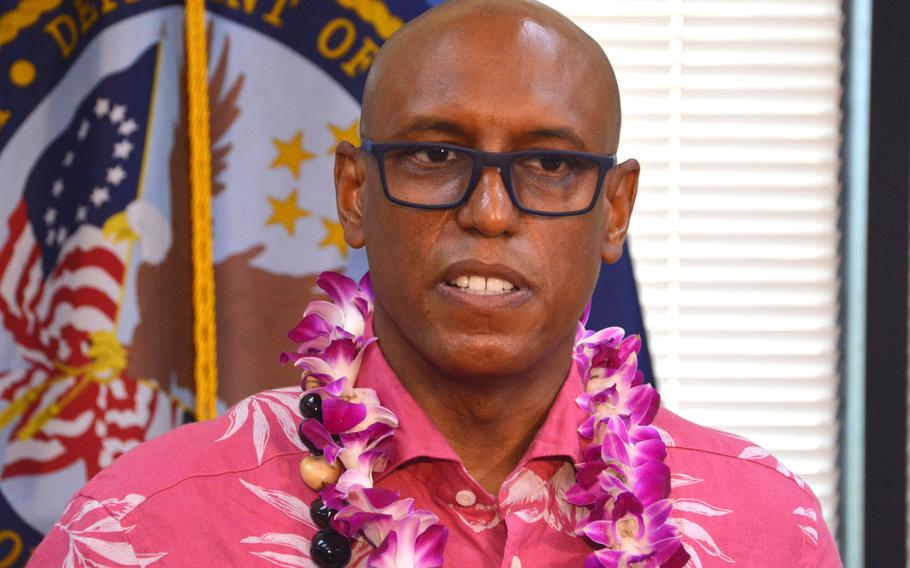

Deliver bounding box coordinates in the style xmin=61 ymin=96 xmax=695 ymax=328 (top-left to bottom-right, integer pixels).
xmin=0 ymin=1 xmax=432 ymax=562
xmin=0 ymin=42 xmax=183 ymax=547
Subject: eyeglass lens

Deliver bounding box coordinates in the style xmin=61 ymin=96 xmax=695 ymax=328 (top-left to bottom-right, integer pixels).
xmin=382 ymin=146 xmax=600 ymax=213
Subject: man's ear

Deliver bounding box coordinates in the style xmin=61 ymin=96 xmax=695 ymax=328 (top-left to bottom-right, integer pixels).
xmin=334 ymin=140 xmax=367 ymax=249
xmin=601 ymin=158 xmax=640 ymax=264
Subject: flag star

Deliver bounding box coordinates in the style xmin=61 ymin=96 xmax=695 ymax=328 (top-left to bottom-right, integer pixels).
xmin=269 ymin=130 xmax=316 ymax=179
xmin=94 ymin=98 xmax=110 ymax=118
xmin=43 ymin=208 xmax=57 ymax=226
xmin=90 ymin=187 xmax=110 ymax=207
xmin=109 ymin=104 xmax=127 ymax=124
xmin=266 ymin=189 xmax=310 ymax=235
xmin=319 ymin=217 xmax=348 ymax=258
xmin=62 ymin=151 xmax=75 ymax=167
xmin=45 ymin=229 xmax=56 ymax=245
xmin=106 ymin=165 xmax=126 ymax=186
xmin=52 ymin=179 xmax=64 ymax=197
xmin=55 ymin=227 xmax=67 ymax=244
xmin=78 ymin=119 xmax=91 ymax=141
xmin=112 ymin=139 xmax=134 ymax=160
xmin=326 ymin=120 xmax=361 ymax=155
xmin=118 ymin=119 xmax=138 ymax=136
xmin=75 ymin=205 xmax=88 ymax=222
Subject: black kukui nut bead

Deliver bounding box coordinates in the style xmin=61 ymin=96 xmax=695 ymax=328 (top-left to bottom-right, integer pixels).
xmin=310 ymin=529 xmax=351 ymax=568
xmin=297 ymin=422 xmax=323 ymax=457
xmin=299 ymin=393 xmax=323 ymax=422
xmin=309 ymin=498 xmax=338 ymax=529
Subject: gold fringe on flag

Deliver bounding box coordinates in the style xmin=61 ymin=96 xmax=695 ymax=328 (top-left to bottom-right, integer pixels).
xmin=184 ymin=0 xmax=218 ymax=420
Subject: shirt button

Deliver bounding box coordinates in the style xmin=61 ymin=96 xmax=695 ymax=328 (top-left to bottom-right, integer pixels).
xmin=455 ymin=489 xmax=477 ymax=507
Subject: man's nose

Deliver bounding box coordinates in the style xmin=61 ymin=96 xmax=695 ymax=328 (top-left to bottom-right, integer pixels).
xmin=455 ymin=166 xmax=520 ymax=236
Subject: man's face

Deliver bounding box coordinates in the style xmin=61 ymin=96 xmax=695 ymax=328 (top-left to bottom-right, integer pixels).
xmin=339 ymin=15 xmax=635 ymax=382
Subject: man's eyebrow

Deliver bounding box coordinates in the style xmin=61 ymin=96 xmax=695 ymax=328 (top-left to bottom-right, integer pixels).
xmin=521 ymin=128 xmax=587 ymax=150
xmin=395 ymin=119 xmax=470 ymax=138
xmin=391 ymin=121 xmax=588 ymax=150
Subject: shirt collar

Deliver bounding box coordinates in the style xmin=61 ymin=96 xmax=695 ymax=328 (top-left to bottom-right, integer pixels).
xmin=355 ymin=317 xmax=587 ymax=481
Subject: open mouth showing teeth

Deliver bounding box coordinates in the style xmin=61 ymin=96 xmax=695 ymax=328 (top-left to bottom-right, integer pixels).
xmin=446 ymin=275 xmax=517 ymax=295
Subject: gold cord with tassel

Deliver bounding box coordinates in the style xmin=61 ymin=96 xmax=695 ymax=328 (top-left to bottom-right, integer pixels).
xmin=184 ymin=0 xmax=218 ymax=420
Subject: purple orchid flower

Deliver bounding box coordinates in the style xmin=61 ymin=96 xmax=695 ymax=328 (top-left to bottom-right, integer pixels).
xmin=322 ymin=397 xmax=369 ymax=433
xmin=337 ymin=488 xmax=419 ymax=546
xmin=582 ymin=498 xmax=685 ymax=568
xmin=335 ymin=487 xmax=445 ymax=565
xmin=286 ymin=308 xmax=338 ymax=356
xmin=282 ymin=271 xmax=374 ymax=366
xmin=295 ymin=337 xmax=377 ymax=391
xmin=316 ymin=271 xmax=373 ymax=339
xmin=369 ymin=514 xmax=448 ymax=568
xmin=319 ymin=485 xmax=348 ymax=512
xmin=299 ymin=418 xmax=341 ymax=460
xmin=574 ymin=327 xmax=626 ymax=370
xmin=576 ymin=351 xmax=660 ymax=438
xmin=336 ymin=444 xmax=394 ymax=493
xmin=304 ymin=378 xmax=398 ymax=435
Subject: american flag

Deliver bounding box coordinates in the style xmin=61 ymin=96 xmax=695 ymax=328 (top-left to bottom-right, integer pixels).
xmin=0 ymin=45 xmax=176 ymax=498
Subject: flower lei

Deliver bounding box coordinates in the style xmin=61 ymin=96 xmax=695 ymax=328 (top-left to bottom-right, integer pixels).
xmin=284 ymin=272 xmax=689 ymax=568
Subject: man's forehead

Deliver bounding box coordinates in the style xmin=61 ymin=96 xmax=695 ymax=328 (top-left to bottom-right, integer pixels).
xmin=361 ymin=0 xmax=621 ymax=149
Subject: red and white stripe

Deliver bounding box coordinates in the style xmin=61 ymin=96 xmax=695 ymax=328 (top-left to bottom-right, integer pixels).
xmin=0 ymin=201 xmax=128 ymax=368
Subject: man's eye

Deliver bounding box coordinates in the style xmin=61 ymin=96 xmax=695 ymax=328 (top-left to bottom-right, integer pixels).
xmin=535 ymin=155 xmax=567 ymax=172
xmin=416 ymin=148 xmax=453 ymax=163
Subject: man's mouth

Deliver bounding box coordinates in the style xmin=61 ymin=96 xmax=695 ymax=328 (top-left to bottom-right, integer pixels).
xmin=445 ymin=275 xmax=517 ymax=295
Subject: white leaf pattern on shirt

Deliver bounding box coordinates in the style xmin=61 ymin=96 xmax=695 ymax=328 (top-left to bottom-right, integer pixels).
xmin=240 ymin=479 xmax=316 ymax=526
xmin=673 ymin=499 xmax=733 ymax=517
xmin=670 ymin=473 xmax=735 ymax=566
xmin=216 ymin=388 xmax=306 ymax=465
xmin=653 ymin=425 xmax=676 ymax=447
xmin=798 ymin=525 xmax=819 ymax=546
xmin=793 ymin=506 xmax=821 ymax=548
xmin=677 ymin=518 xmax=735 ymax=564
xmin=240 ymin=533 xmax=311 ymax=567
xmin=776 ymin=459 xmax=807 ymax=489
xmin=670 ymin=473 xmax=704 ymax=489
xmin=499 ymin=464 xmax=583 ymax=534
xmin=252 ymin=400 xmax=270 ymax=465
xmin=792 ymin=506 xmax=817 ymax=522
xmin=737 ymin=446 xmax=770 ymax=460
xmin=447 ymin=503 xmax=501 ymax=533
xmin=55 ymin=495 xmax=166 ymax=568
xmin=239 ymin=478 xmax=373 ymax=567
xmin=501 ymin=469 xmax=547 ymax=524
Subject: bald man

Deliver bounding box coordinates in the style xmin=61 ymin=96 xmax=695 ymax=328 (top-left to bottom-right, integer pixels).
xmin=31 ymin=1 xmax=840 ymax=567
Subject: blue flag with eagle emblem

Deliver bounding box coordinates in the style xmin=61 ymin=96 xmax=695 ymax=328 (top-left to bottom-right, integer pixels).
xmin=0 ymin=0 xmax=652 ymax=563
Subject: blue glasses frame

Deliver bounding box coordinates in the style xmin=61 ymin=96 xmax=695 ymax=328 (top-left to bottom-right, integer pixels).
xmin=361 ymin=138 xmax=618 ymax=217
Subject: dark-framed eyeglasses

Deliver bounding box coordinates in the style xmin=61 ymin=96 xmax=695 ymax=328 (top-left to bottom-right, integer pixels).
xmin=360 ymin=138 xmax=617 ymax=217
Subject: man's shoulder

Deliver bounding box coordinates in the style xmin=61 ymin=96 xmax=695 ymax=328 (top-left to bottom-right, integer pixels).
xmin=32 ymin=388 xmax=323 ymax=566
xmin=653 ymin=406 xmax=813 ymax=496
xmin=77 ymin=387 xmax=305 ymax=503
xmin=653 ymin=408 xmax=839 ymax=566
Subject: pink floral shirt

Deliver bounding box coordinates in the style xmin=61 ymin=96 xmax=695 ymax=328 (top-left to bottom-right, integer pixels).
xmin=30 ymin=341 xmax=841 ymax=567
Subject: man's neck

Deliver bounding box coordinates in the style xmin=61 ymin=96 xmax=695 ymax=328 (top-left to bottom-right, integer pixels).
xmin=372 ymin=316 xmax=574 ymax=494
xmin=405 ymin=375 xmax=564 ymax=494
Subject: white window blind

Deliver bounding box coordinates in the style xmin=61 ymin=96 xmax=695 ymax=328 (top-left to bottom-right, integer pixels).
xmin=545 ymin=0 xmax=844 ymax=531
